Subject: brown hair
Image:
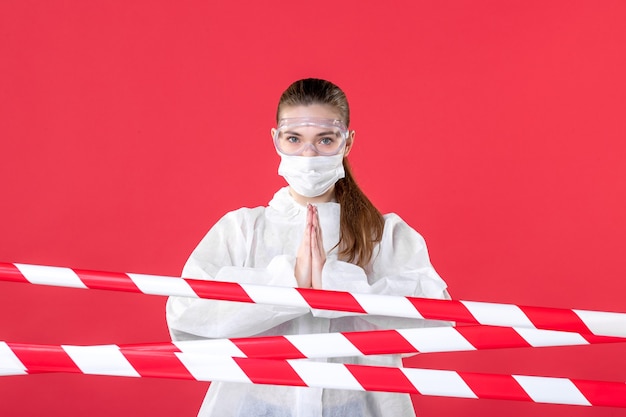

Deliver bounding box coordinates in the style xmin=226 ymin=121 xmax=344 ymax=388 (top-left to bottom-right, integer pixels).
xmin=276 ymin=78 xmax=385 ymax=267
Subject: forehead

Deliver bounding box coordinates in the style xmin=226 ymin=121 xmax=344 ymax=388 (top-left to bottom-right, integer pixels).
xmin=279 ymin=104 xmax=342 ymax=121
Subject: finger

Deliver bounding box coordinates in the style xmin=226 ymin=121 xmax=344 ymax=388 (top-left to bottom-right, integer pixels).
xmin=303 ymin=204 xmax=314 ymax=242
xmin=311 ymin=227 xmax=320 ymax=263
xmin=310 ymin=227 xmax=324 ymax=290
xmin=313 ymin=206 xmax=323 ymax=242
xmin=311 ymin=225 xmax=318 ymax=252
xmin=311 ymin=225 xmax=326 ymax=262
xmin=296 ymin=231 xmax=312 ymax=288
xmin=310 ymin=206 xmax=324 ymax=254
xmin=306 ymin=203 xmax=313 ymax=226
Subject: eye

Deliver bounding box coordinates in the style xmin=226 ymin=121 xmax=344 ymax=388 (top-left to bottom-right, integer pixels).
xmin=319 ymin=137 xmax=335 ymax=146
xmin=286 ymin=136 xmax=300 ymax=143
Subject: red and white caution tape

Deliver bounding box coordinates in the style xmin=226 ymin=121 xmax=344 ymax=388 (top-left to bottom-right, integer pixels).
xmin=1 ymin=341 xmax=625 ymax=408
xmin=2 ymin=262 xmax=626 ymax=338
xmin=123 ymin=326 xmax=624 ymax=359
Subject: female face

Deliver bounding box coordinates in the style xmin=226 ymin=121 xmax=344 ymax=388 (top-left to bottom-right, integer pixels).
xmin=271 ymin=104 xmax=354 ymax=157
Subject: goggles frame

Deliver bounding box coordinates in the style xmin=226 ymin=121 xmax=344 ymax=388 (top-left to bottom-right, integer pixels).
xmin=273 ymin=117 xmax=349 ymax=156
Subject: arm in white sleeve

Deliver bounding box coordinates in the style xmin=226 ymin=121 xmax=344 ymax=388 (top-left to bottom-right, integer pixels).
xmin=166 ymin=209 xmax=309 ymax=340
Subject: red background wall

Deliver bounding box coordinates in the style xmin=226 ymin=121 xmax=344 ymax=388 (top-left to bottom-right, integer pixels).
xmin=1 ymin=1 xmax=625 ymax=416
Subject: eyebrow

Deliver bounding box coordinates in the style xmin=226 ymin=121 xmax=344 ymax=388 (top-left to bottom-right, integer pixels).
xmin=282 ymin=130 xmax=302 ymax=137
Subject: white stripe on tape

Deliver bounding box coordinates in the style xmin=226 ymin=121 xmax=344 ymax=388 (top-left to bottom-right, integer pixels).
xmin=461 ymin=301 xmax=535 ymax=328
xmin=174 ymin=340 xmax=246 ymax=357
xmin=243 ymin=285 xmax=310 ymax=309
xmin=175 ymin=354 xmax=251 ymax=383
xmin=514 ymin=327 xmax=588 ymax=347
xmin=286 ymin=333 xmax=362 ymax=358
xmin=0 ymin=342 xmax=27 ymax=375
xmin=14 ymin=264 xmax=87 ymax=289
xmin=288 ymin=360 xmax=364 ymax=391
xmin=62 ymin=345 xmax=140 ymax=377
xmin=398 ymin=327 xmax=476 ymax=353
xmin=402 ymin=368 xmax=477 ymax=399
xmin=573 ymin=309 xmax=626 ymax=338
xmin=513 ymin=375 xmax=591 ymax=406
xmin=351 ymin=294 xmax=424 ymax=319
xmin=0 ymin=369 xmax=26 ymax=376
xmin=127 ymin=274 xmax=198 ymax=297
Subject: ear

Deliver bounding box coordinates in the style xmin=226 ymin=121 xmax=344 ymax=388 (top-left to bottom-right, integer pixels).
xmin=270 ymin=128 xmax=277 ymax=140
xmin=343 ymin=130 xmax=355 ymax=157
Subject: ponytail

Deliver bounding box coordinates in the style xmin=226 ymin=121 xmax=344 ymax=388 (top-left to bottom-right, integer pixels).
xmin=334 ymin=160 xmax=384 ymax=267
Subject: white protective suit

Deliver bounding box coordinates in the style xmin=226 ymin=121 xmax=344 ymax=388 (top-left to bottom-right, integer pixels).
xmin=166 ymin=187 xmax=450 ymax=417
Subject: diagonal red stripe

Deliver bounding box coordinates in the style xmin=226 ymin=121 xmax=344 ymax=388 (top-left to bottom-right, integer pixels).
xmin=459 ymin=372 xmax=532 ymax=402
xmin=233 ymin=336 xmax=306 ymax=359
xmin=234 ymin=357 xmax=307 ymax=387
xmin=408 ymin=298 xmax=479 ymax=324
xmin=120 ymin=349 xmax=196 ymax=380
xmin=0 ymin=263 xmax=29 ymax=283
xmin=521 ymin=306 xmax=592 ymax=334
xmin=74 ymin=269 xmax=140 ymax=292
xmin=343 ymin=330 xmax=417 ymax=355
xmin=456 ymin=325 xmax=531 ymax=349
xmin=572 ymin=379 xmax=626 ymax=407
xmin=185 ymin=280 xmax=254 ymax=303
xmin=8 ymin=343 xmax=81 ymax=373
xmin=346 ymin=364 xmax=418 ymax=394
xmin=297 ymin=288 xmax=367 ymax=313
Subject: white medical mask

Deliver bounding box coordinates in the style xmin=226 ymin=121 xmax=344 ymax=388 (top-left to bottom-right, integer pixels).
xmin=277 ymin=152 xmax=345 ymax=197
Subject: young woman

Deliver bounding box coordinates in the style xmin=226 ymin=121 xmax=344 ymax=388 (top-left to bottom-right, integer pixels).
xmin=166 ymin=78 xmax=450 ymax=417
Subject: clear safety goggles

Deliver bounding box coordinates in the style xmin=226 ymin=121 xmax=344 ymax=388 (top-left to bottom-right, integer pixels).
xmin=273 ymin=117 xmax=349 ymax=156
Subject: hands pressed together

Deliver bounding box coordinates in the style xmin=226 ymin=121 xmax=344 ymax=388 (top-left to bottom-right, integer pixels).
xmin=295 ymin=204 xmax=326 ymax=289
